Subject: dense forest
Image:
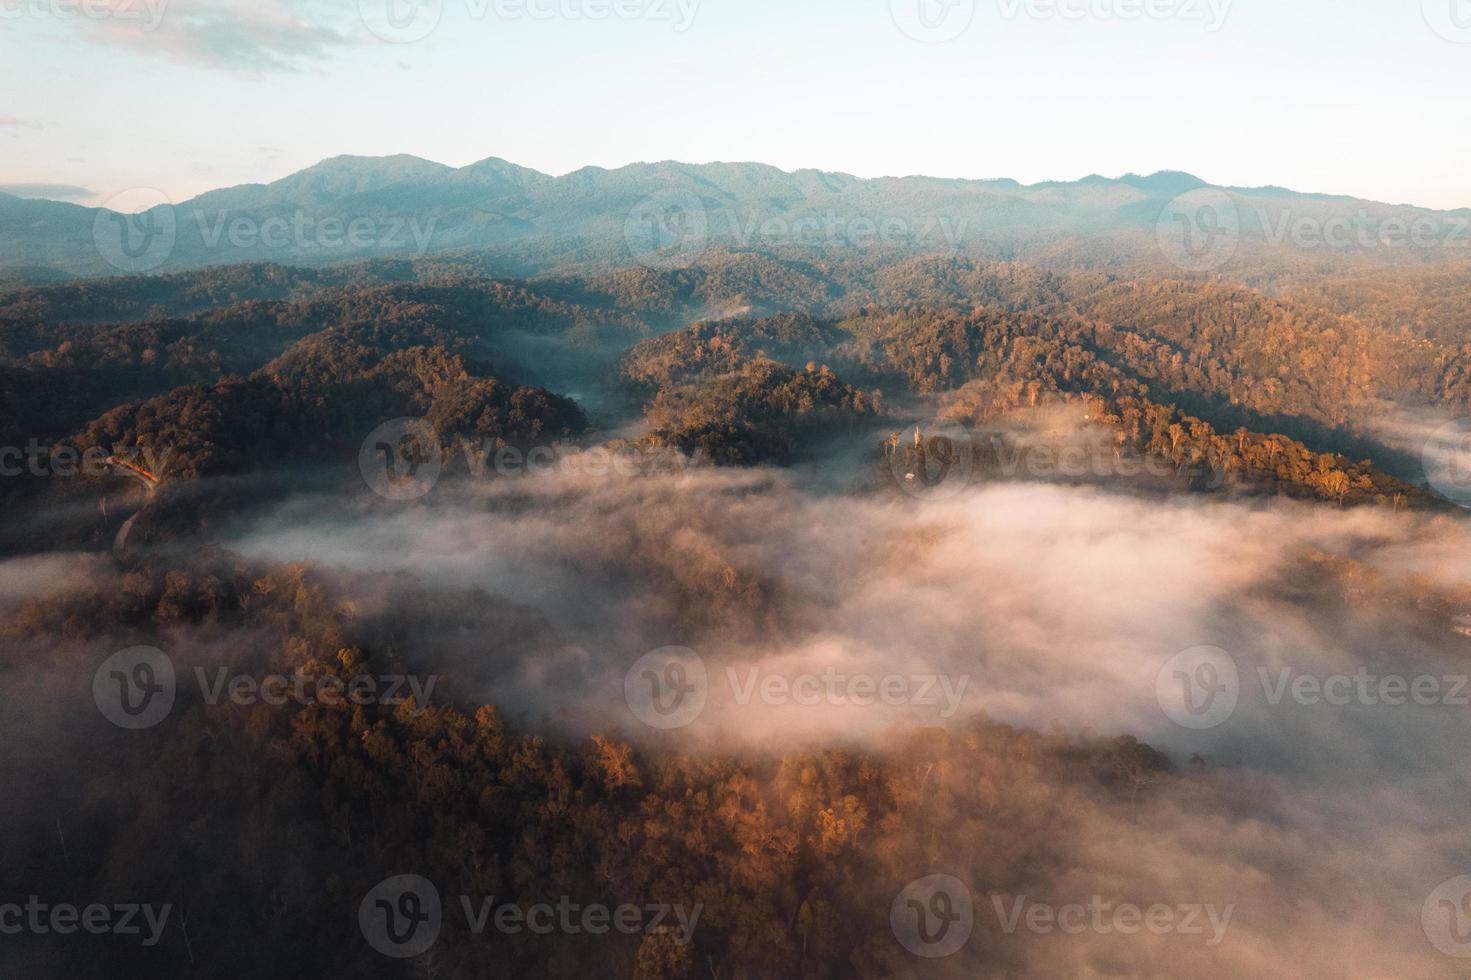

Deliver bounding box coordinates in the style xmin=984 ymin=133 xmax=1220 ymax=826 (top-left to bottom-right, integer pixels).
xmin=2 ymin=550 xmax=1182 ymax=979
xmin=0 ymin=249 xmax=1461 ymax=556
xmin=4 ymin=245 xmax=1471 ymax=978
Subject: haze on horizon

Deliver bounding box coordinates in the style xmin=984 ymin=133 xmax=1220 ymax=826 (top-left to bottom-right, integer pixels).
xmin=2 ymin=0 xmax=1469 ymax=210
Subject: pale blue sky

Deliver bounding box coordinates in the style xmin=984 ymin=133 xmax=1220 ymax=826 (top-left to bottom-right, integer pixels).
xmin=2 ymin=0 xmax=1469 ymax=208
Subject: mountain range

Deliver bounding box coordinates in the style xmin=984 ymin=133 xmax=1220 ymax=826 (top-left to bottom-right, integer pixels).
xmin=2 ymin=154 xmax=1468 ymax=280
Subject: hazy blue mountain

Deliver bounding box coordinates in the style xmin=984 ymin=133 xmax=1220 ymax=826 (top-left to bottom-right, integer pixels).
xmin=3 ymin=156 xmax=1468 ymax=281
xmin=187 ymin=154 xmax=456 ymax=211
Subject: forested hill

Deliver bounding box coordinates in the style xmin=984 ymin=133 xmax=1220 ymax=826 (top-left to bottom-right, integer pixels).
xmin=0 ymin=249 xmax=1461 ymax=556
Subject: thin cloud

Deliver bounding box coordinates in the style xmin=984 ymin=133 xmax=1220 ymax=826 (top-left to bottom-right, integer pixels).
xmin=86 ymin=0 xmax=357 ymax=73
xmin=0 ymin=183 xmax=94 ymax=201
xmin=216 ymin=466 xmax=1471 ymax=976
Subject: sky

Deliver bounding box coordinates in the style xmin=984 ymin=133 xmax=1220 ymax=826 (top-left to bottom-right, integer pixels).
xmin=1 ymin=0 xmax=1469 ymax=209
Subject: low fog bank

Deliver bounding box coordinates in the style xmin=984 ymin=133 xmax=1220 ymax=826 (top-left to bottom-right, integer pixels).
xmin=218 ymin=468 xmax=1471 ymax=777
xmin=214 ymin=467 xmax=1471 ymax=976
xmin=1361 ymin=401 xmax=1471 ymax=493
xmin=0 ymin=551 xmax=98 ymax=616
xmin=6 ymin=461 xmax=1471 ymax=976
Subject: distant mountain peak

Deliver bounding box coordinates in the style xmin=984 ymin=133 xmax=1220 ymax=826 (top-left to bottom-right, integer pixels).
xmin=187 ymin=153 xmax=454 ymax=210
xmin=305 ymin=152 xmax=448 ymax=173
xmin=287 ymin=154 xmax=453 ymax=188
xmin=459 ymin=156 xmax=549 ymax=179
xmin=1117 ymin=171 xmax=1210 ymax=196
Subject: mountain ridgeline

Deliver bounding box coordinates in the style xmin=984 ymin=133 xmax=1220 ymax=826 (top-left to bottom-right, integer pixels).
xmin=5 ymin=155 xmax=1471 ymax=281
